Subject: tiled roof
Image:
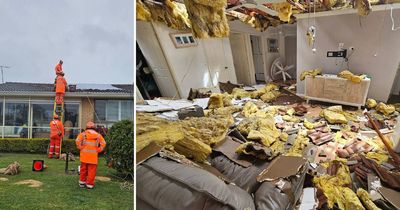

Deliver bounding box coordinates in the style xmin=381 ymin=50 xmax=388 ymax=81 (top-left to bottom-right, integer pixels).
xmin=0 ymin=82 xmax=133 ymax=96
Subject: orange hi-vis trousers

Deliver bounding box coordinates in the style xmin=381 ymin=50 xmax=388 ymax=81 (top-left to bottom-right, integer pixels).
xmin=79 ymin=162 xmax=97 ymax=188
xmin=55 ymin=93 xmax=64 ymax=105
xmin=48 ymin=137 xmax=61 ymax=158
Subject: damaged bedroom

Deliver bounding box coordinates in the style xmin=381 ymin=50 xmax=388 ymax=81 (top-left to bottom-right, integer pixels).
xmin=135 ymin=0 xmax=400 ymax=209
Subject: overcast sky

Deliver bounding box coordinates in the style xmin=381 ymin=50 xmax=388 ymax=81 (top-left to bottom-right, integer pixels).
xmin=0 ymin=0 xmax=133 ymax=84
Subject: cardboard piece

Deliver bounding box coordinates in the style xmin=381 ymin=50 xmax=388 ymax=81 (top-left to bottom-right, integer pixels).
xmin=257 ymin=156 xmax=307 ymax=182
xmin=378 ymin=186 xmax=400 ymax=209
xmin=213 ymin=137 xmax=253 ymax=168
xmin=136 ymin=142 xmax=162 ymax=165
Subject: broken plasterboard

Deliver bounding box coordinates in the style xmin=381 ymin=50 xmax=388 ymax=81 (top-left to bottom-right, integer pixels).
xmin=257 ymin=156 xmax=307 ymax=182
xmin=136 ymin=142 xmax=162 ymax=165
xmin=298 ymin=187 xmax=318 ymax=210
xmin=378 ymin=186 xmax=400 ymax=209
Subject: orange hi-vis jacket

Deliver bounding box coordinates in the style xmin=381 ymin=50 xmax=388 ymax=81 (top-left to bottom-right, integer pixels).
xmin=56 ymin=75 xmax=67 ymax=94
xmin=75 ymin=129 xmax=106 ymax=165
xmin=50 ymin=119 xmax=64 ymax=138
xmin=55 ymin=63 xmax=63 ymax=75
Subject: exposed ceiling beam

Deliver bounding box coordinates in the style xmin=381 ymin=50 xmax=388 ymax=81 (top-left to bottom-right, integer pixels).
xmin=294 ymin=3 xmax=400 ymax=19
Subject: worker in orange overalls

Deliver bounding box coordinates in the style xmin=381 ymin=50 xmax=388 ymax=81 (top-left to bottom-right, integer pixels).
xmin=75 ymin=122 xmax=106 ymax=189
xmin=49 ymin=114 xmax=64 ymax=159
xmin=55 ymin=60 xmax=63 ymax=75
xmin=55 ymin=74 xmax=67 ymax=104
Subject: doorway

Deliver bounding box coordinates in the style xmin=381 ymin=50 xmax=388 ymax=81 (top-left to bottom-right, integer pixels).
xmin=250 ymin=35 xmax=265 ymax=84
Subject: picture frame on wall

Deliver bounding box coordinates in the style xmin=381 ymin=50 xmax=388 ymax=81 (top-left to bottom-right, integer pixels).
xmin=169 ymin=32 xmax=198 ymax=48
xmin=267 ymin=38 xmax=279 ymax=53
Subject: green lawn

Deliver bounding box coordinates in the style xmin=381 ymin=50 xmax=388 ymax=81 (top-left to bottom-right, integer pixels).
xmin=0 ymin=153 xmax=133 ymax=210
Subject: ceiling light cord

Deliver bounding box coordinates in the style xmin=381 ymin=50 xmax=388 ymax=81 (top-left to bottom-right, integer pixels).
xmin=391 ymin=6 xmax=400 ymax=31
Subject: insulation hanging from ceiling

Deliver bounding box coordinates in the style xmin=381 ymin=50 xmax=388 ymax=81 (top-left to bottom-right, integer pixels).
xmin=271 ymin=2 xmax=293 ymax=22
xmin=137 ymin=0 xmax=191 ymax=30
xmin=137 ymin=0 xmax=152 ymax=21
xmin=183 ymin=0 xmax=230 ymax=38
xmin=354 ymin=0 xmax=371 ymax=16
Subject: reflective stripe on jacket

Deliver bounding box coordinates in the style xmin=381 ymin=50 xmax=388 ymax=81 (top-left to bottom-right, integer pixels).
xmin=75 ymin=129 xmax=106 ymax=164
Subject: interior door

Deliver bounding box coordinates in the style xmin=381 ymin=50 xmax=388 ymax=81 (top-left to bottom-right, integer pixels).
xmin=229 ymin=33 xmax=254 ymax=85
xmin=251 ymin=36 xmax=264 ymax=82
xmin=136 ymin=21 xmax=179 ymax=98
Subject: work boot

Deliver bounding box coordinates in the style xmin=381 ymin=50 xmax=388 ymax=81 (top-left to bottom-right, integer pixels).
xmin=79 ymin=181 xmax=86 ymax=189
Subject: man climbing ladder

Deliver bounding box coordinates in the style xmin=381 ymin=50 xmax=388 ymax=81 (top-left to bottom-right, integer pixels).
xmin=48 ymin=60 xmax=67 ymax=158
xmin=49 ymin=114 xmax=64 ymax=158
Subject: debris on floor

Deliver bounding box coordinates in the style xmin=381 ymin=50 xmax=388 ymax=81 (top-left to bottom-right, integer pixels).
xmin=95 ymin=176 xmax=111 ymax=182
xmin=0 ymin=161 xmax=21 ymax=175
xmin=15 ymin=179 xmax=43 ymax=188
xmin=136 ymin=81 xmax=400 ymax=210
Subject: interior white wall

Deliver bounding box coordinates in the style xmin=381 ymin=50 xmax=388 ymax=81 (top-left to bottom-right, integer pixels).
xmin=229 ymin=21 xmax=296 ymax=82
xmin=151 ymin=22 xmax=237 ymax=98
xmin=391 ymin=64 xmax=400 ymax=95
xmin=285 ymin=36 xmax=297 ymax=78
xmin=296 ymin=9 xmax=400 ymax=102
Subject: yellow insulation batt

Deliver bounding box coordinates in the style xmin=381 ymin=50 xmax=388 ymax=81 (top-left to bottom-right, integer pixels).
xmin=357 ymin=189 xmax=381 ymax=210
xmin=338 ymin=70 xmax=366 ymax=83
xmin=143 ymin=0 xmax=191 ymax=30
xmin=260 ymin=90 xmax=281 ymax=103
xmin=242 ymin=101 xmax=261 ymax=118
xmin=232 ymin=87 xmax=251 ymax=99
xmin=207 ymin=93 xmax=233 ymax=109
xmin=173 ymin=135 xmax=212 ymax=162
xmin=286 ymin=131 xmax=310 ymax=157
xmin=300 ymin=68 xmax=322 ymax=81
xmin=174 ymin=116 xmax=230 ymax=162
xmin=136 ymin=113 xmax=185 ymax=152
xmin=237 ymin=116 xmax=281 ymax=145
xmin=271 ymin=3 xmax=293 ymax=22
xmin=183 ymin=0 xmax=229 ymax=38
xmin=181 ymin=117 xmax=230 ymax=146
xmin=366 ymin=98 xmax=377 ymax=109
xmin=313 ymin=161 xmax=365 ymax=209
xmin=376 ymin=102 xmax=396 ymax=116
xmin=355 ymin=0 xmax=371 ymax=16
xmin=137 ymin=0 xmax=151 ymax=21
xmin=321 ymin=109 xmax=348 ymax=124
xmin=365 ymin=152 xmax=389 ymax=164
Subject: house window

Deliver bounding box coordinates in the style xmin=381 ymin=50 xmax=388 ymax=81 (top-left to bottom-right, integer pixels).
xmin=4 ymin=102 xmax=29 ymax=138
xmin=94 ymin=100 xmax=133 ymax=125
xmin=30 ymin=102 xmax=80 ymax=139
xmin=32 ymin=103 xmax=53 ymax=127
xmin=64 ymin=103 xmax=80 ymax=139
xmin=121 ymin=100 xmax=133 ymax=120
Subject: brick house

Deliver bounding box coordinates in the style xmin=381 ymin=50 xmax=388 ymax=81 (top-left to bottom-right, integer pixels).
xmin=0 ymin=82 xmax=133 ymax=139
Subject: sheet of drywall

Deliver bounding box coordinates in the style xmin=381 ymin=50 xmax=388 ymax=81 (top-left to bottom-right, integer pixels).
xmin=296 ymin=9 xmax=400 ymax=102
xmin=136 ymin=21 xmax=180 ymax=98
xmin=152 ymin=22 xmax=237 ymax=98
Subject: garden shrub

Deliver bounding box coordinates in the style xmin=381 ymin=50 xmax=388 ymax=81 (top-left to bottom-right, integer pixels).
xmin=105 ymin=120 xmax=134 ymax=175
xmin=0 ymin=138 xmax=78 ymax=154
